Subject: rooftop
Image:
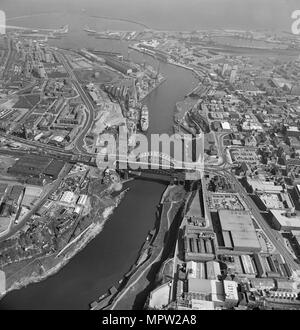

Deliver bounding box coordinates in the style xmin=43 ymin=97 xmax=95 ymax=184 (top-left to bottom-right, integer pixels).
xmin=271 ymin=210 xmax=300 ymax=230
xmin=218 ymin=210 xmax=261 ymax=251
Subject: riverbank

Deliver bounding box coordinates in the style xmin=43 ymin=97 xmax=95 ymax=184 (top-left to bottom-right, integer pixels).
xmin=0 ymin=189 xmax=128 ymax=302
xmin=110 ymin=184 xmax=187 ymax=310
xmin=0 ymin=35 xmax=198 ymax=309
xmin=140 ymin=77 xmax=167 ymax=102
xmin=88 ymin=184 xmax=187 ymax=310
xmin=129 ymin=44 xmax=203 ymax=81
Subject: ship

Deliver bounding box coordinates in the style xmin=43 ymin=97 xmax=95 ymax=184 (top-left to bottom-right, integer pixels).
xmin=127 ymin=120 xmax=137 ymax=147
xmin=54 ymin=25 xmax=69 ymax=34
xmin=140 ymin=105 xmax=149 ymax=132
xmin=84 ymin=25 xmax=97 ymax=34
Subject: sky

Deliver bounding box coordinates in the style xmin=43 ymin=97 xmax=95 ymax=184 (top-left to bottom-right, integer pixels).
xmin=1 ymin=0 xmax=299 ymax=31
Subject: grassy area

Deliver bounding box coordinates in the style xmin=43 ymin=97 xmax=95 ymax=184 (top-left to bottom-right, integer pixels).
xmin=0 ymin=155 xmax=18 ymax=175
xmin=13 ymin=95 xmax=40 ymax=109
xmin=164 ymin=185 xmax=186 ymax=203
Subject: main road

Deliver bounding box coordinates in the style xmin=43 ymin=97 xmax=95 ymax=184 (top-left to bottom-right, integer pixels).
xmin=214 ymin=167 xmax=300 ymax=272
xmin=54 ymin=50 xmax=96 ymax=155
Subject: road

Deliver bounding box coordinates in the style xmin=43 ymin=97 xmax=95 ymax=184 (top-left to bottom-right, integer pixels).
xmin=205 ymin=131 xmax=300 ymax=272
xmin=203 ymin=162 xmax=300 ymax=272
xmin=220 ymin=169 xmax=300 ymax=271
xmin=55 ymin=50 xmax=96 ymax=155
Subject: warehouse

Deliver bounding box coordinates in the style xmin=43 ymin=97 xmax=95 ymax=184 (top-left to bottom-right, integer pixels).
xmin=186 ymin=261 xmax=221 ymax=280
xmin=218 ymin=210 xmax=261 ymax=252
xmin=104 ymin=57 xmax=134 ymax=75
xmin=183 ymin=227 xmax=216 ymax=261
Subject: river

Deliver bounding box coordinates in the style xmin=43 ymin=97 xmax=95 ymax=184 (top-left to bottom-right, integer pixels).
xmin=0 ymin=13 xmax=198 ymax=309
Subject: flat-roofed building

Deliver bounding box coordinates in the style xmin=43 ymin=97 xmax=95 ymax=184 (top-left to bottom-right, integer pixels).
xmin=270 ymin=210 xmax=300 ymax=231
xmin=184 ymin=190 xmax=206 ymax=227
xmin=44 ymin=159 xmax=65 ymax=179
xmin=218 ymin=210 xmax=261 ymax=252
xmin=223 ymin=280 xmax=239 ymax=307
xmin=221 ymin=121 xmax=231 ymax=131
xmin=22 ymin=186 xmax=43 ymax=208
xmin=250 ymin=278 xmax=275 ymax=291
xmin=247 ymin=179 xmax=283 ymax=193
xmin=0 ymin=270 xmax=5 ymax=295
xmin=186 ymin=261 xmax=221 ymax=280
xmin=190 ymin=299 xmax=215 ymax=310
xmin=24 ymin=186 xmax=43 ymax=197
xmin=60 ymin=191 xmax=78 ymax=205
xmin=257 ymin=192 xmax=294 ymax=211
xmin=287 ymin=126 xmax=300 ymax=138
xmin=148 ymin=281 xmax=171 ymax=309
xmin=186 ymin=279 xmax=225 ymax=306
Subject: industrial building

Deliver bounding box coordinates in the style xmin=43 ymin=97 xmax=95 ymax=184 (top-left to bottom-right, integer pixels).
xmin=253 ymin=253 xmax=292 ymax=278
xmin=186 ymin=279 xmax=225 ymax=304
xmin=60 ymin=191 xmax=78 ymax=206
xmin=270 ymin=210 xmax=300 ymax=231
xmin=184 ymin=190 xmax=206 ymax=227
xmin=217 ymin=210 xmax=261 ymax=252
xmin=220 ymin=254 xmax=257 ymax=278
xmin=208 ymin=193 xmax=244 ymax=211
xmin=223 ymin=280 xmax=239 ymax=306
xmin=186 ymin=261 xmax=221 ymax=280
xmin=185 ymin=278 xmax=239 ymax=308
xmin=183 ymin=226 xmax=216 ymax=261
xmin=257 ymin=192 xmax=294 ymax=211
xmin=0 ymin=270 xmax=5 ymax=295
xmin=148 ymin=281 xmax=171 ymax=309
xmin=247 ymin=178 xmax=283 ymax=193
xmin=104 ymin=57 xmax=135 ymax=75
xmin=22 ymin=186 xmax=43 ymax=208
xmin=250 ymin=278 xmax=299 ymax=301
xmin=77 ymin=194 xmax=88 ymax=206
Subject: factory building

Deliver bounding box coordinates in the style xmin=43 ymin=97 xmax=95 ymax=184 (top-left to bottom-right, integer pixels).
xmin=253 ymin=253 xmax=292 ymax=278
xmin=60 ymin=191 xmax=78 ymax=206
xmin=77 ymin=194 xmax=88 ymax=206
xmin=223 ymin=280 xmax=239 ymax=307
xmin=183 ymin=226 xmax=216 ymax=261
xmin=186 ymin=261 xmax=221 ymax=280
xmin=184 ymin=190 xmax=206 ymax=227
xmin=185 ymin=279 xmax=239 ymax=308
xmin=104 ymin=57 xmax=134 ymax=75
xmin=217 ymin=210 xmax=261 ymax=252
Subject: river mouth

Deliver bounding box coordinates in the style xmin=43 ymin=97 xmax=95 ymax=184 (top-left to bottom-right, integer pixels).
xmin=0 ymin=17 xmax=198 ymax=310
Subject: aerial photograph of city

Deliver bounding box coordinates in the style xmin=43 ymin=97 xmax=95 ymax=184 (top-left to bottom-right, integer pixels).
xmin=1 ymin=0 xmax=300 ymax=318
